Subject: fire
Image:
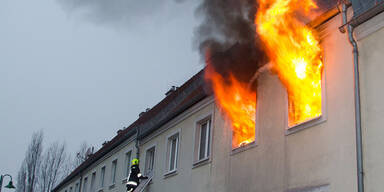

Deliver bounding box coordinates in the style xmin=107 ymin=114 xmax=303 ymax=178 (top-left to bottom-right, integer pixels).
xmin=255 ymin=0 xmax=323 ymax=127
xmin=205 ymin=57 xmax=256 ymax=148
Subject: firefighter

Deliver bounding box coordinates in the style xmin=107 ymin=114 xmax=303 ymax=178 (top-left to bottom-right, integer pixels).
xmin=126 ymin=158 xmax=148 ymax=192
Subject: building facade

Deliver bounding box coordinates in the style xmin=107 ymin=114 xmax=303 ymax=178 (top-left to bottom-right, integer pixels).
xmin=53 ymin=2 xmax=384 ymax=192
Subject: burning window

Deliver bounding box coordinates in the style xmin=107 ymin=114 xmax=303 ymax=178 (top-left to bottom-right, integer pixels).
xmin=256 ymin=0 xmax=324 ymax=128
xmin=205 ymin=64 xmax=256 ymax=149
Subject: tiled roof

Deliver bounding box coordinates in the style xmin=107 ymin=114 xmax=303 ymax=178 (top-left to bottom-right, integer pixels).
xmin=53 ymin=69 xmax=209 ymax=192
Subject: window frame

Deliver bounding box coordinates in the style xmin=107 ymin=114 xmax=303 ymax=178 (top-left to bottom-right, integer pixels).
xmin=198 ymin=120 xmax=210 ymax=160
xmin=110 ymin=159 xmax=118 ymax=186
xmin=193 ymin=114 xmax=213 ymax=167
xmin=99 ymin=166 xmax=106 ymax=189
xmin=90 ymin=171 xmax=96 ymax=192
xmin=164 ymin=130 xmax=180 ymax=176
xmin=285 ymin=69 xmax=327 ymax=135
xmin=124 ymin=149 xmax=133 ymax=178
xmin=75 ymin=183 xmax=79 ymax=192
xmin=230 ymin=97 xmax=259 ymax=155
xmin=144 ymin=144 xmax=156 ymax=175
xmin=83 ymin=177 xmax=88 ymax=192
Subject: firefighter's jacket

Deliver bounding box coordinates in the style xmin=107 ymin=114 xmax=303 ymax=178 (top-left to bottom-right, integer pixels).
xmin=127 ymin=164 xmax=147 ymax=186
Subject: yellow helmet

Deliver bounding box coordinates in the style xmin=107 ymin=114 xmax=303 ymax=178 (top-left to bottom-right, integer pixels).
xmin=131 ymin=158 xmax=139 ymax=165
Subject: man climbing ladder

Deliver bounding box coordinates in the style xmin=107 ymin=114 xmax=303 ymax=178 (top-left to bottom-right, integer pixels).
xmin=126 ymin=158 xmax=148 ymax=192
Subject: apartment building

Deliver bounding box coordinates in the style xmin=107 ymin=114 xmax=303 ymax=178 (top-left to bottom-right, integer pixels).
xmin=53 ymin=1 xmax=384 ymax=192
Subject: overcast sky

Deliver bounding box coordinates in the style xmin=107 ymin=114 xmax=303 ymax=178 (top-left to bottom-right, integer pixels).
xmin=0 ymin=0 xmax=202 ymax=187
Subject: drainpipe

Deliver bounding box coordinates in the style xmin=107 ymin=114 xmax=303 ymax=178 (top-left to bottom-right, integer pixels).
xmin=135 ymin=127 xmax=140 ymax=159
xmin=341 ymin=3 xmax=364 ymax=192
xmin=78 ymin=172 xmax=83 ymax=192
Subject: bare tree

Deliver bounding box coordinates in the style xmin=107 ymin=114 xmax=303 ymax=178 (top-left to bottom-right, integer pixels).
xmin=39 ymin=142 xmax=67 ymax=192
xmin=17 ymin=131 xmax=89 ymax=192
xmin=16 ymin=162 xmax=27 ymax=192
xmin=19 ymin=130 xmax=43 ymax=192
xmin=73 ymin=142 xmax=89 ymax=169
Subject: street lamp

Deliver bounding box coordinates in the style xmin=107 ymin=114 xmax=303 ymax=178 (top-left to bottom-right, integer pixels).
xmin=0 ymin=174 xmax=16 ymax=192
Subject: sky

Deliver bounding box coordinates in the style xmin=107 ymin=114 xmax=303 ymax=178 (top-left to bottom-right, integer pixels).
xmin=0 ymin=0 xmax=203 ymax=188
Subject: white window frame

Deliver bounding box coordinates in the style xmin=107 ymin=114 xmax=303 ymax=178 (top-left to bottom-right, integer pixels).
xmin=144 ymin=144 xmax=156 ymax=175
xmin=198 ymin=120 xmax=210 ymax=160
xmin=75 ymin=183 xmax=79 ymax=192
xmin=285 ymin=69 xmax=327 ymax=135
xmin=90 ymin=171 xmax=96 ymax=192
xmin=193 ymin=114 xmax=213 ymax=167
xmin=164 ymin=130 xmax=180 ymax=176
xmin=99 ymin=166 xmax=106 ymax=189
xmin=124 ymin=149 xmax=133 ymax=178
xmin=110 ymin=159 xmax=118 ymax=185
xmin=83 ymin=177 xmax=88 ymax=192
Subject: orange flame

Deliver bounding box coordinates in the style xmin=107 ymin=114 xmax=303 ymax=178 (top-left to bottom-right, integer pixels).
xmin=205 ymin=57 xmax=256 ymax=148
xmin=256 ymin=0 xmax=323 ymax=127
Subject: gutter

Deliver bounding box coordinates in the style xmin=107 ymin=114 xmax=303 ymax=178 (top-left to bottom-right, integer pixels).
xmin=340 ymin=3 xmax=364 ymax=192
xmin=339 ymin=1 xmax=384 ymax=29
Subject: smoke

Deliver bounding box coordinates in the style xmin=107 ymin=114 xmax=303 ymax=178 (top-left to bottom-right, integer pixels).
xmin=194 ymin=0 xmax=268 ymax=85
xmin=57 ymin=0 xmax=181 ymax=27
xmin=194 ymin=0 xmax=336 ymax=85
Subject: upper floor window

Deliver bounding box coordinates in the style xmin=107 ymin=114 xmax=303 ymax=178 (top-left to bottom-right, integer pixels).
xmin=90 ymin=172 xmax=96 ymax=192
xmin=69 ymin=186 xmax=72 ymax=192
xmin=166 ymin=132 xmax=179 ymax=173
xmin=145 ymin=146 xmax=156 ymax=175
xmin=125 ymin=150 xmax=132 ymax=178
xmin=111 ymin=159 xmax=118 ymax=184
xmin=286 ymin=71 xmax=325 ymax=131
xmin=75 ymin=183 xmax=79 ymax=192
xmin=83 ymin=177 xmax=88 ymax=192
xmin=194 ymin=116 xmax=212 ymax=164
xmin=99 ymin=166 xmax=105 ymax=188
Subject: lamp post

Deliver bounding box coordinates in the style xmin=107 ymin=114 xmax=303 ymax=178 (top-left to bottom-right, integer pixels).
xmin=0 ymin=174 xmax=16 ymax=192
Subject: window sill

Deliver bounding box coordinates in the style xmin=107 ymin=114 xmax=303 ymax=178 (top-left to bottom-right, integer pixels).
xmin=285 ymin=115 xmax=326 ymax=135
xmin=231 ymin=141 xmax=257 ymax=156
xmin=163 ymin=169 xmax=178 ymax=178
xmin=97 ymin=188 xmax=104 ymax=192
xmin=192 ymin=157 xmax=210 ymax=169
xmin=108 ymin=183 xmax=115 ymax=190
xmin=122 ymin=178 xmax=128 ymax=184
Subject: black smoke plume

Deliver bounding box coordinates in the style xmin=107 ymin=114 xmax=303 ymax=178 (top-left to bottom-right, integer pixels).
xmin=195 ymin=0 xmax=268 ymax=85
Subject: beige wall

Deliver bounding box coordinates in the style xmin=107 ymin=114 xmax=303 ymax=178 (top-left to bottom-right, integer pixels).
xmin=138 ymin=98 xmax=215 ymax=192
xmin=210 ymin=12 xmax=357 ymax=192
xmin=356 ymin=11 xmax=384 ymax=192
xmin=57 ymin=11 xmax=362 ymax=192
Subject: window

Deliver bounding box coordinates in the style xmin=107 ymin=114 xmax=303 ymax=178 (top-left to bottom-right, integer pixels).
xmin=145 ymin=146 xmax=156 ymax=175
xmin=194 ymin=117 xmax=211 ymax=163
xmin=69 ymin=186 xmax=73 ymax=192
xmin=286 ymin=70 xmax=325 ymax=132
xmin=75 ymin=183 xmax=79 ymax=192
xmin=166 ymin=133 xmax=179 ymax=173
xmin=83 ymin=177 xmax=88 ymax=192
xmin=125 ymin=151 xmax=132 ymax=178
xmin=100 ymin=166 xmax=105 ymax=188
xmin=111 ymin=160 xmax=117 ymax=184
xmin=90 ymin=172 xmax=96 ymax=192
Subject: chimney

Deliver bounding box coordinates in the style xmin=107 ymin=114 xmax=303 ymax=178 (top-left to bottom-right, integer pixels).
xmin=165 ymin=86 xmax=177 ymax=96
xmin=139 ymin=108 xmax=151 ymax=117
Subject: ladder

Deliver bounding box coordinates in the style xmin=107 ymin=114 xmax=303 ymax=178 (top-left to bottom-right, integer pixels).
xmin=134 ymin=172 xmax=154 ymax=192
